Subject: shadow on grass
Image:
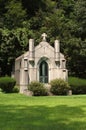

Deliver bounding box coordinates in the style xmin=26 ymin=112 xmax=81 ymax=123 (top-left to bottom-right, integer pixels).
xmin=0 ymin=104 xmax=86 ymax=130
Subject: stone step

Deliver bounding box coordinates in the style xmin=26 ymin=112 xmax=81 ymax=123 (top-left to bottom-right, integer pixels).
xmin=44 ymin=84 xmax=53 ymax=96
xmin=23 ymin=89 xmax=33 ymax=96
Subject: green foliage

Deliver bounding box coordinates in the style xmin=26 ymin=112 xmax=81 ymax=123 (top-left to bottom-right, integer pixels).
xmin=74 ymin=0 xmax=86 ymax=40
xmin=28 ymin=81 xmax=47 ymax=96
xmin=0 ymin=76 xmax=16 ymax=93
xmin=12 ymin=86 xmax=19 ymax=93
xmin=0 ymin=28 xmax=29 ymax=75
xmin=4 ymin=0 xmax=27 ymax=29
xmin=0 ymin=88 xmax=2 ymax=93
xmin=50 ymin=79 xmax=70 ymax=95
xmin=0 ymin=0 xmax=86 ymax=78
xmin=68 ymin=77 xmax=86 ymax=94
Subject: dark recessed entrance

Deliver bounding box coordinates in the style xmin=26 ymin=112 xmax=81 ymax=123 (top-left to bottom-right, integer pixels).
xmin=39 ymin=61 xmax=48 ymax=83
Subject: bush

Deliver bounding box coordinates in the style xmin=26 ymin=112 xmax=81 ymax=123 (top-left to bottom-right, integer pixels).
xmin=50 ymin=79 xmax=70 ymax=95
xmin=28 ymin=81 xmax=47 ymax=96
xmin=0 ymin=76 xmax=16 ymax=93
xmin=68 ymin=77 xmax=86 ymax=94
xmin=12 ymin=86 xmax=19 ymax=93
xmin=0 ymin=88 xmax=2 ymax=93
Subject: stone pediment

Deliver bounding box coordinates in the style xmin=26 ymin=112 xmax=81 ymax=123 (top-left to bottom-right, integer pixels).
xmin=35 ymin=33 xmax=54 ymax=52
xmin=35 ymin=41 xmax=54 ymax=52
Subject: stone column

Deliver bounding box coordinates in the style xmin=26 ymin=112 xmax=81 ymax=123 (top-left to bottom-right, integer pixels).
xmin=54 ymin=40 xmax=60 ymax=62
xmin=29 ymin=39 xmax=34 ymax=61
xmin=20 ymin=59 xmax=28 ymax=93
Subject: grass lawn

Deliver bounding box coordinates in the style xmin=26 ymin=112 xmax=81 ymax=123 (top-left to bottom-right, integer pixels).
xmin=0 ymin=93 xmax=86 ymax=130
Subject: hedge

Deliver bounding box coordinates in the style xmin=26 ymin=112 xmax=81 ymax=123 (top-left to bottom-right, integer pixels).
xmin=68 ymin=77 xmax=86 ymax=94
xmin=0 ymin=76 xmax=16 ymax=93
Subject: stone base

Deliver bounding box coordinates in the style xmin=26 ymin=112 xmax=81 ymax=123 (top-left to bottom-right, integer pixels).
xmin=44 ymin=84 xmax=53 ymax=96
xmin=23 ymin=89 xmax=33 ymax=96
xmin=67 ymin=90 xmax=72 ymax=96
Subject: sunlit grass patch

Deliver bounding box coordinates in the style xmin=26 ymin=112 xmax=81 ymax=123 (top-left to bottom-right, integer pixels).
xmin=0 ymin=93 xmax=86 ymax=130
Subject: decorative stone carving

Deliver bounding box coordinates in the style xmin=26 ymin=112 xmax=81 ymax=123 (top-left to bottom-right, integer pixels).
xmin=14 ymin=33 xmax=68 ymax=93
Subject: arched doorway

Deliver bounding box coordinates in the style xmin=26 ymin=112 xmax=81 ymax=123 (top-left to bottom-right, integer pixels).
xmin=39 ymin=61 xmax=48 ymax=83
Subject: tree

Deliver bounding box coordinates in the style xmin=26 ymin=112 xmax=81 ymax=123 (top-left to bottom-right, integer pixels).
xmin=73 ymin=0 xmax=86 ymax=77
xmin=4 ymin=0 xmax=27 ymax=29
xmin=0 ymin=0 xmax=85 ymax=78
xmin=0 ymin=28 xmax=29 ymax=76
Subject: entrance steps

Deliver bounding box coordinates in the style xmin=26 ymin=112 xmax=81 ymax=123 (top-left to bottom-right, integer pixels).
xmin=23 ymin=89 xmax=33 ymax=96
xmin=44 ymin=84 xmax=53 ymax=96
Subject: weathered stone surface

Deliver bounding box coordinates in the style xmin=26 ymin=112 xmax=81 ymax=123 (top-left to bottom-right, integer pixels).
xmin=14 ymin=33 xmax=68 ymax=93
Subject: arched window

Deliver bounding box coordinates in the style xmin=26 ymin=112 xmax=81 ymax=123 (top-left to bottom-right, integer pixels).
xmin=39 ymin=61 xmax=48 ymax=83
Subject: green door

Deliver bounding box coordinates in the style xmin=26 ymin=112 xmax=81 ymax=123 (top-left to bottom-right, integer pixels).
xmin=39 ymin=61 xmax=48 ymax=83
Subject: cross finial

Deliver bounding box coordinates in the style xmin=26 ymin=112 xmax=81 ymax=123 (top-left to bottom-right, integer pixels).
xmin=41 ymin=33 xmax=47 ymax=41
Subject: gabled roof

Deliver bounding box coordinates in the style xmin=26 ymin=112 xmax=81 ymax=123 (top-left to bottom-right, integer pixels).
xmin=15 ymin=51 xmax=29 ymax=61
xmin=35 ymin=41 xmax=54 ymax=52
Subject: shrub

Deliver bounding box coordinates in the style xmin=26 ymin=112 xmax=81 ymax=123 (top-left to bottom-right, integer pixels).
xmin=0 ymin=88 xmax=2 ymax=93
xmin=12 ymin=86 xmax=19 ymax=93
xmin=0 ymin=76 xmax=16 ymax=93
xmin=28 ymin=81 xmax=47 ymax=96
xmin=50 ymin=79 xmax=70 ymax=95
xmin=68 ymin=77 xmax=86 ymax=94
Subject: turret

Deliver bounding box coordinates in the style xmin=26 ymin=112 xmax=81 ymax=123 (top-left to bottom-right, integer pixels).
xmin=29 ymin=39 xmax=34 ymax=61
xmin=54 ymin=39 xmax=60 ymax=62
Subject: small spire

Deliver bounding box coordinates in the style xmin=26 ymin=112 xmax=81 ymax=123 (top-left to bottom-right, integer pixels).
xmin=41 ymin=33 xmax=47 ymax=41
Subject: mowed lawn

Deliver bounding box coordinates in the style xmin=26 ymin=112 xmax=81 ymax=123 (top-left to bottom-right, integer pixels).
xmin=0 ymin=93 xmax=86 ymax=130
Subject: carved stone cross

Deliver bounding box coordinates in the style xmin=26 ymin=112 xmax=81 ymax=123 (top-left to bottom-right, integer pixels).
xmin=41 ymin=33 xmax=47 ymax=41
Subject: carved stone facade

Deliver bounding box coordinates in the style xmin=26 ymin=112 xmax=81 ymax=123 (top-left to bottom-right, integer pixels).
xmin=14 ymin=33 xmax=68 ymax=93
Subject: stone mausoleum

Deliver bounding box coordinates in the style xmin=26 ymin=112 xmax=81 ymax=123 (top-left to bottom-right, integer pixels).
xmin=14 ymin=33 xmax=68 ymax=93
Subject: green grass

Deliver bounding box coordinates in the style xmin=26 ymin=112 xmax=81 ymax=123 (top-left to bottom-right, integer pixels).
xmin=0 ymin=93 xmax=86 ymax=130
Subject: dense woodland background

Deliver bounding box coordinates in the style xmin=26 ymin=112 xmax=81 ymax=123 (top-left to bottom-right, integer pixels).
xmin=0 ymin=0 xmax=86 ymax=78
